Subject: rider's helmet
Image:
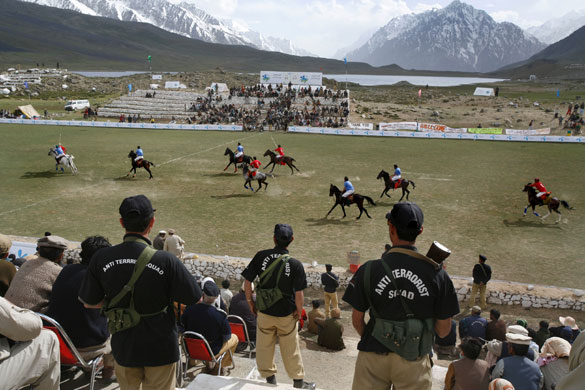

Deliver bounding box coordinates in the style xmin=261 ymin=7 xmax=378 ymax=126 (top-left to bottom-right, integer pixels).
xmin=278 ymin=144 xmax=281 ymax=148
xmin=238 ymin=142 xmax=241 ymax=146
xmin=394 ymin=164 xmax=398 ymax=168
xmin=253 ymin=156 xmax=257 ymax=160
xmin=344 ymin=176 xmax=349 ymax=181
xmin=137 ymin=146 xmax=141 ymax=149
xmin=55 ymin=145 xmax=59 ymax=148
xmin=534 ymin=178 xmax=540 ymax=182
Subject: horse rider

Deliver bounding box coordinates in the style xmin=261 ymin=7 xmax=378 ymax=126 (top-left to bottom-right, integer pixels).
xmin=54 ymin=144 xmax=66 ymax=163
xmin=530 ymin=178 xmax=548 ymax=204
xmin=342 ymin=176 xmax=354 ymax=206
xmin=391 ymin=164 xmax=402 ymax=188
xmin=249 ymin=156 xmax=261 ymax=179
xmin=235 ymin=142 xmax=244 ymax=162
xmin=274 ymin=144 xmax=285 ymax=164
xmin=135 ymin=146 xmax=144 ymax=163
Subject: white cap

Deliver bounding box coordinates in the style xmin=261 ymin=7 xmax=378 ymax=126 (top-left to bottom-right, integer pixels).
xmin=159 ymin=230 xmax=166 ymax=235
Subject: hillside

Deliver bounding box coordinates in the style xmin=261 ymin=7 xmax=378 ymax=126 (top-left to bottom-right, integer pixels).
xmin=0 ymin=0 xmax=483 ymax=76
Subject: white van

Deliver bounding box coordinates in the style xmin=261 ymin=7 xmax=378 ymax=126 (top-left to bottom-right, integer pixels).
xmin=64 ymin=99 xmax=90 ymax=111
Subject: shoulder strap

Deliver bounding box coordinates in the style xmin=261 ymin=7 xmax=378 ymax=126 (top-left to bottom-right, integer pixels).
xmin=107 ymin=244 xmax=157 ymax=308
xmin=479 ymin=263 xmax=488 ymax=278
xmin=388 ymin=247 xmax=440 ymax=270
xmin=258 ymin=254 xmax=290 ymax=287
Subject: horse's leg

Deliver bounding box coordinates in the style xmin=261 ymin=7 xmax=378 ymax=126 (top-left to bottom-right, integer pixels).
xmin=264 ymin=180 xmax=269 ymax=191
xmin=356 ymin=204 xmax=363 ymax=220
xmin=146 ymin=166 xmax=153 ymax=179
xmin=399 ymin=189 xmax=406 ymax=201
xmin=224 ymin=161 xmax=232 ymax=171
xmin=266 ymin=161 xmax=275 ymax=173
xmin=288 ymin=162 xmax=294 ymax=175
xmin=523 ymin=205 xmax=530 ymax=216
xmin=361 ymin=201 xmax=372 ymax=219
xmin=292 ymin=162 xmax=300 ymax=172
xmin=541 ymin=209 xmax=551 ymax=220
xmin=326 ymin=202 xmax=338 ymax=217
xmin=341 ymin=204 xmax=347 ymax=218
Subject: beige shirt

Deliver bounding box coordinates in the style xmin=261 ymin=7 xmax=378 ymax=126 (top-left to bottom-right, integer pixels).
xmin=163 ymin=234 xmax=185 ymax=257
xmin=307 ymin=308 xmax=326 ymax=334
xmin=4 ymin=257 xmax=62 ymax=313
xmin=0 ymin=297 xmax=42 ymax=361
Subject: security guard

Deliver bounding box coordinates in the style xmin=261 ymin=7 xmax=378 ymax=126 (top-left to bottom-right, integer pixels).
xmin=343 ymin=202 xmax=460 ymax=390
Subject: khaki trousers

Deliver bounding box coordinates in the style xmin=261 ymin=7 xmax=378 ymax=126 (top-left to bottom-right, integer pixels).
xmin=256 ymin=312 xmax=304 ymax=380
xmin=468 ymin=283 xmax=487 ymax=309
xmin=115 ymin=362 xmax=176 ymax=390
xmin=0 ymin=329 xmax=60 ymax=390
xmin=352 ymin=351 xmax=432 ymax=390
xmin=324 ymin=291 xmax=338 ymax=318
xmin=78 ymin=337 xmax=115 ymax=368
xmin=215 ymin=333 xmax=239 ymax=368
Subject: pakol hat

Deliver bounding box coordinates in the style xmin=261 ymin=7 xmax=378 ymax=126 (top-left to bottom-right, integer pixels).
xmin=489 ymin=378 xmax=515 ymax=390
xmin=37 ymin=235 xmax=69 ymax=250
xmin=506 ymin=332 xmax=532 ymax=346
xmin=507 ymin=325 xmax=529 ymax=336
xmin=168 ymin=229 xmax=175 ymax=234
xmin=119 ymin=195 xmax=155 ymax=219
xmin=471 ymin=305 xmax=482 ymax=314
xmin=559 ymin=316 xmax=579 ymax=330
xmin=158 ymin=230 xmax=166 ymax=235
xmin=386 ymin=202 xmax=424 ymax=233
xmin=0 ymin=234 xmax=11 ymax=254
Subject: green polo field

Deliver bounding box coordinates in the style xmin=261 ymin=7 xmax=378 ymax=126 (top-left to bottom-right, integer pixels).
xmin=1 ymin=124 xmax=584 ymax=288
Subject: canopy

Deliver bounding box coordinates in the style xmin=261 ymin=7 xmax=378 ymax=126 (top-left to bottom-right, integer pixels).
xmin=17 ymin=104 xmax=41 ymax=119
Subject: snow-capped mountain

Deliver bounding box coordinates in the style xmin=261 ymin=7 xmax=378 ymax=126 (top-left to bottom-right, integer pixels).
xmin=526 ymin=11 xmax=585 ymax=44
xmin=346 ymin=0 xmax=546 ymax=72
xmin=18 ymin=0 xmax=315 ymax=57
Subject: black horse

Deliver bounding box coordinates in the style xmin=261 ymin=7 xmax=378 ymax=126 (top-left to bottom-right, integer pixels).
xmin=263 ymin=149 xmax=299 ymax=175
xmin=224 ymin=147 xmax=252 ymax=172
xmin=523 ymin=184 xmax=573 ymax=223
xmin=242 ymin=163 xmax=271 ymax=192
xmin=327 ymin=184 xmax=376 ymax=219
xmin=127 ymin=151 xmax=155 ymax=179
xmin=377 ymin=170 xmax=415 ymax=201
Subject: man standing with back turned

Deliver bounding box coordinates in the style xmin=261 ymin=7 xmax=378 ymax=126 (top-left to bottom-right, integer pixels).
xmin=468 ymin=254 xmax=491 ymax=310
xmin=79 ymin=195 xmax=202 ymax=390
xmin=343 ymin=202 xmax=460 ymax=390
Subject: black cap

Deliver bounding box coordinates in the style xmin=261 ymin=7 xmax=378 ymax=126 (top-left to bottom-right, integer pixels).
xmin=479 ymin=254 xmax=487 ymax=261
xmin=203 ymin=281 xmax=220 ymax=297
xmin=386 ymin=202 xmax=424 ymax=233
xmin=119 ymin=195 xmax=155 ymax=219
xmin=274 ymin=223 xmax=293 ymax=241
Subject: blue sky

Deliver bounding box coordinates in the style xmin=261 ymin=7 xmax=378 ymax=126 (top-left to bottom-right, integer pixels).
xmin=175 ymin=0 xmax=585 ymax=57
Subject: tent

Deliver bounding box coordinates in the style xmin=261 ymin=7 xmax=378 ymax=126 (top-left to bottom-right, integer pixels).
xmin=17 ymin=104 xmax=41 ymax=119
xmin=473 ymin=87 xmax=495 ymax=97
xmin=209 ymin=83 xmax=229 ymax=93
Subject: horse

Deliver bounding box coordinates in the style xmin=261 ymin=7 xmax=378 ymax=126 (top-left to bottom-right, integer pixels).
xmin=327 ymin=184 xmax=376 ymax=219
xmin=376 ymin=170 xmax=415 ymax=201
xmin=523 ymin=184 xmax=573 ymax=223
xmin=224 ymin=147 xmax=252 ymax=172
xmin=263 ymin=150 xmax=299 ymax=175
xmin=48 ymin=148 xmax=78 ymax=174
xmin=127 ymin=150 xmax=155 ymax=179
xmin=242 ymin=163 xmax=271 ymax=192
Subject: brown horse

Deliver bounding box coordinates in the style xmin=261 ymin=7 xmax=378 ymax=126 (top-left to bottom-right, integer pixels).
xmin=523 ymin=184 xmax=573 ymax=223
xmin=128 ymin=150 xmax=155 ymax=179
xmin=224 ymin=147 xmax=252 ymax=172
xmin=376 ymin=170 xmax=415 ymax=201
xmin=327 ymin=184 xmax=375 ymax=219
xmin=263 ymin=150 xmax=299 ymax=175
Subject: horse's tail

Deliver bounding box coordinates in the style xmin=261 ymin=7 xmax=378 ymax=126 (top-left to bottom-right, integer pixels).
xmin=363 ymin=195 xmax=376 ymax=206
xmin=561 ymin=200 xmax=574 ymax=210
xmin=409 ymin=180 xmax=415 ymax=189
xmin=149 ymin=160 xmax=156 ymax=167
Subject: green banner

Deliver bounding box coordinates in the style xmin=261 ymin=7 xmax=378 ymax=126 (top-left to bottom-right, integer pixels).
xmin=467 ymin=128 xmax=502 ymax=134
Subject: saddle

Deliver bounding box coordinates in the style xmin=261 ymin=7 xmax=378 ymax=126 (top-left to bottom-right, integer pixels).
xmin=541 ymin=193 xmax=552 ymax=205
xmin=348 ymin=194 xmax=354 ymax=202
xmin=135 ymin=159 xmax=144 ymax=168
xmin=236 ymin=156 xmax=243 ymax=163
xmin=394 ymin=179 xmax=402 ymax=189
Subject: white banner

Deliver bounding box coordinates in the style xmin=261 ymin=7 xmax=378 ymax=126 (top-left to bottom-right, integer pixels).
xmin=379 ymin=122 xmax=466 ymax=132
xmin=152 ymin=75 xmax=162 ymax=80
xmin=165 ymin=81 xmax=181 ymax=89
xmin=348 ymin=122 xmax=374 ymax=130
xmin=9 ymin=241 xmax=37 ymax=259
xmin=260 ymin=71 xmax=322 ymax=86
xmin=379 ymin=122 xmax=419 ymax=131
xmin=287 ymin=126 xmax=585 ymax=143
xmin=0 ymin=118 xmax=242 ymax=131
xmin=505 ymin=128 xmax=551 ymax=135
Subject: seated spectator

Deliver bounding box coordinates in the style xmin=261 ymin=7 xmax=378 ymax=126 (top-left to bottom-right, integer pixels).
xmin=539 ymin=337 xmax=571 ymax=390
xmin=153 ymin=230 xmax=166 ymax=250
xmin=307 ymin=300 xmax=325 ymax=334
xmin=221 ymin=279 xmax=233 ymax=308
xmin=200 ymin=276 xmax=227 ymax=311
xmin=435 ymin=319 xmax=458 ymax=358
xmin=556 ymin=331 xmax=585 ymax=390
xmin=228 ymin=282 xmax=257 ymax=346
xmin=486 ymin=309 xmax=507 ymax=342
xmin=534 ymin=321 xmax=551 ymax=350
xmin=314 ymin=308 xmax=345 ymax=351
xmin=5 ymin=235 xmax=68 ymax=313
xmin=46 ymin=236 xmax=115 ymax=380
xmin=488 ymin=378 xmax=515 ymax=390
xmin=444 ymin=338 xmax=490 ymax=390
xmin=487 ymin=325 xmax=538 ymax=367
xmin=0 ymin=297 xmax=60 ymax=389
xmin=182 ymin=280 xmax=238 ymax=374
xmin=459 ymin=306 xmax=488 ymax=340
xmin=0 ymin=234 xmax=16 ymax=296
xmin=492 ymin=332 xmax=543 ymax=390
xmin=551 ymin=317 xmax=580 ymax=344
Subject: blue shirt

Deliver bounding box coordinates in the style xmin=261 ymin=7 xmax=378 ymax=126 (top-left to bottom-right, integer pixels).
xmin=237 ymin=145 xmax=244 ymax=153
xmin=394 ymin=167 xmax=401 ymax=176
xmin=344 ymin=181 xmax=354 ymax=192
xmin=136 ymin=148 xmax=143 ymax=157
xmin=458 ymin=314 xmax=488 ymax=339
xmin=55 ymin=146 xmax=64 ymax=155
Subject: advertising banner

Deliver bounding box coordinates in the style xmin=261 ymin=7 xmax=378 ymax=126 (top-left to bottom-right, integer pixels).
xmin=0 ymin=118 xmax=242 ymax=131
xmin=467 ymin=128 xmax=502 ymax=134
xmin=260 ymin=71 xmax=322 ymax=86
xmin=165 ymin=81 xmax=181 ymax=89
xmin=152 ymin=75 xmax=162 ymax=80
xmin=379 ymin=122 xmax=419 ymax=131
xmin=348 ymin=122 xmax=374 ymax=130
xmin=505 ymin=128 xmax=551 ymax=135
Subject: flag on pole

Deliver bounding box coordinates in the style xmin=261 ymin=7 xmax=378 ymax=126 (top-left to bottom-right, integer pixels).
xmin=344 ymin=57 xmax=347 ymax=65
xmin=147 ymin=55 xmax=152 ymax=62
xmin=418 ymin=89 xmax=422 ymax=98
xmin=557 ymin=89 xmax=560 ymax=97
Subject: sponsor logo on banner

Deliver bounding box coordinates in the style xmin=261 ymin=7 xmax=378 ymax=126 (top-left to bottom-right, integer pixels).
xmin=505 ymin=128 xmax=551 ymax=135
xmin=467 ymin=128 xmax=502 ymax=134
xmin=379 ymin=122 xmax=418 ymax=131
xmin=152 ymin=75 xmax=162 ymax=80
xmin=419 ymin=123 xmax=446 ymax=132
xmin=260 ymin=71 xmax=322 ymax=86
xmin=348 ymin=122 xmax=374 ymax=130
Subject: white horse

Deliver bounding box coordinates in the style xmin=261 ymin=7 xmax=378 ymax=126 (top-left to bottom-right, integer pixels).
xmin=48 ymin=148 xmax=78 ymax=174
xmin=242 ymin=163 xmax=271 ymax=192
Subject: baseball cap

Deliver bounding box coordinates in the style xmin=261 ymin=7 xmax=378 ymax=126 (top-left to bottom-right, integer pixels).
xmin=274 ymin=224 xmax=293 ymax=241
xmin=203 ymin=281 xmax=220 ymax=297
xmin=0 ymin=234 xmax=12 ymax=254
xmin=119 ymin=195 xmax=155 ymax=219
xmin=37 ymin=235 xmax=69 ymax=249
xmin=479 ymin=254 xmax=487 ymax=261
xmin=386 ymin=202 xmax=424 ymax=232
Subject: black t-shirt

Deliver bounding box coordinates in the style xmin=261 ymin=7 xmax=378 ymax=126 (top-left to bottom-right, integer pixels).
xmin=241 ymin=246 xmax=307 ymax=317
xmin=79 ymin=234 xmax=202 ymax=367
xmin=182 ymin=303 xmax=231 ymax=355
xmin=342 ymin=246 xmax=460 ymax=353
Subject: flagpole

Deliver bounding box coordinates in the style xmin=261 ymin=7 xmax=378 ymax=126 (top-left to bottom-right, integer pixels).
xmin=344 ymin=57 xmax=348 ymax=92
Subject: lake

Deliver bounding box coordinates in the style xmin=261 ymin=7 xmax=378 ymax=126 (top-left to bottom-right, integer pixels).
xmin=324 ymin=74 xmax=506 ymax=87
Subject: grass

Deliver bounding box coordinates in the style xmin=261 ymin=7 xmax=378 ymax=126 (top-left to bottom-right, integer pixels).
xmin=1 ymin=124 xmax=584 ymax=288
